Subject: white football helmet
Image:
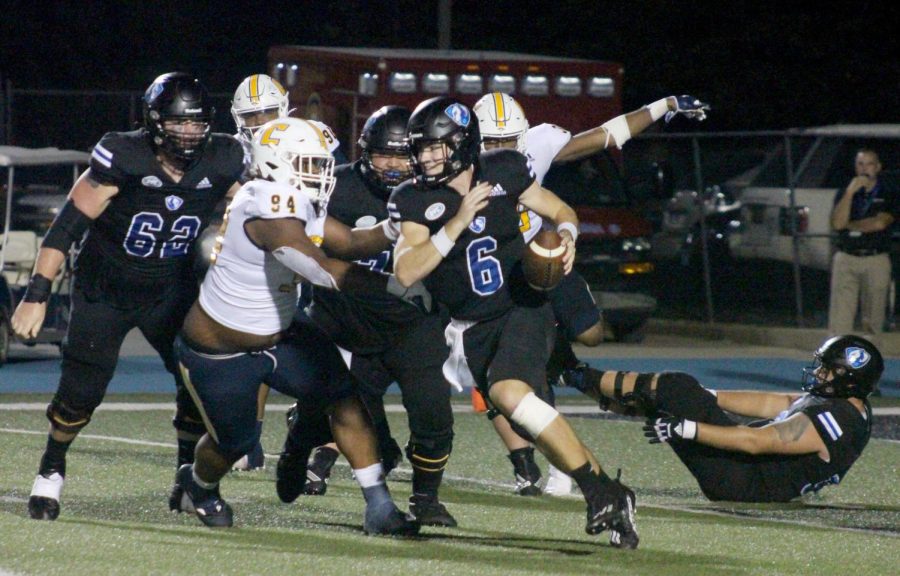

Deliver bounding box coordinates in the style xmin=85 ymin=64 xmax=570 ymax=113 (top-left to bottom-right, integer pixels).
xmin=231 ymin=74 xmax=290 ymax=141
xmin=251 ymin=118 xmax=336 ymax=210
xmin=473 ymin=92 xmax=529 ymax=153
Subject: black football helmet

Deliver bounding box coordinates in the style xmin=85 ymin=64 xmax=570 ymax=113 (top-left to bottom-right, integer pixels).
xmin=802 ymin=335 xmax=884 ymax=398
xmin=407 ymin=97 xmax=480 ymax=187
xmin=143 ymin=72 xmax=214 ymax=166
xmin=358 ymin=105 xmax=413 ymax=195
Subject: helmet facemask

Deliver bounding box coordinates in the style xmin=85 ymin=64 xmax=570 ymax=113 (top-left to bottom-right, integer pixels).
xmin=143 ymin=72 xmax=214 ymax=169
xmin=231 ymin=74 xmax=290 ymax=143
xmin=251 ymin=119 xmax=337 ymax=214
xmin=802 ymin=335 xmax=884 ymax=398
xmin=473 ymin=92 xmax=529 ymax=153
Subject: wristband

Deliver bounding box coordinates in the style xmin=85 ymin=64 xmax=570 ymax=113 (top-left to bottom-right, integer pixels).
xmin=681 ymin=419 xmax=698 ymax=441
xmin=23 ymin=274 xmax=52 ymax=303
xmin=600 ymin=114 xmax=631 ymax=149
xmin=646 ymin=98 xmax=670 ymax=122
xmin=556 ymin=222 xmax=579 ymax=243
xmin=430 ymin=226 xmax=455 ymax=257
xmin=382 ymin=219 xmax=401 ymax=242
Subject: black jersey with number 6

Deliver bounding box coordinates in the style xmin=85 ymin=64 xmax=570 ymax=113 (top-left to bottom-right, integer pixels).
xmin=80 ymin=129 xmax=243 ymax=304
xmin=388 ymin=148 xmax=535 ymax=322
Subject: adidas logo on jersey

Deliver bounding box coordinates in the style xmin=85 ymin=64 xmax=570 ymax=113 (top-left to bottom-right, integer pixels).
xmin=196 ymin=177 xmax=212 ymax=189
xmin=489 ymin=184 xmax=507 ymax=197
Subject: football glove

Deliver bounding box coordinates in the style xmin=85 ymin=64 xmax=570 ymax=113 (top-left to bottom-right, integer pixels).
xmin=387 ymin=276 xmax=433 ymax=313
xmin=643 ymin=417 xmax=697 ymax=443
xmin=665 ymin=95 xmax=710 ymax=123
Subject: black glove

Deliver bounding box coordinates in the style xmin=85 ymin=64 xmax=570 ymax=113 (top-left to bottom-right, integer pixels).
xmin=643 ymin=417 xmax=697 ymax=444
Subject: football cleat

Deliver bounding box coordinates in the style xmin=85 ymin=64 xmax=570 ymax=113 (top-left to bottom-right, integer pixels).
xmin=544 ymin=464 xmax=576 ymax=497
xmin=508 ymin=447 xmax=542 ymax=496
xmin=407 ymin=494 xmax=458 ymax=528
xmin=232 ymin=442 xmax=265 ymax=472
xmin=171 ymin=464 xmax=233 ymax=528
xmin=276 ymin=448 xmax=309 ymax=503
xmin=363 ymin=500 xmax=420 ymax=536
xmin=28 ymin=472 xmax=64 ymax=521
xmin=608 ymin=479 xmax=639 ymax=550
xmin=303 ymin=446 xmax=340 ymax=496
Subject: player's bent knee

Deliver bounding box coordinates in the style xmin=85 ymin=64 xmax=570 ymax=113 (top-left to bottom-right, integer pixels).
xmin=655 ymin=371 xmax=701 ymax=396
xmin=46 ymin=399 xmax=93 ymax=434
xmin=509 ymin=392 xmax=560 ymax=440
xmin=406 ymin=440 xmax=452 ymax=472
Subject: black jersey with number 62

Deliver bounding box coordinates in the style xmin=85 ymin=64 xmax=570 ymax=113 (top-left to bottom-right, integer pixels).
xmin=388 ymin=148 xmax=535 ymax=321
xmin=78 ymin=129 xmax=243 ymax=304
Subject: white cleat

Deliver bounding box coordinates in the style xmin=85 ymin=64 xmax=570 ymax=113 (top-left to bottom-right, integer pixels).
xmin=29 ymin=472 xmax=64 ymax=520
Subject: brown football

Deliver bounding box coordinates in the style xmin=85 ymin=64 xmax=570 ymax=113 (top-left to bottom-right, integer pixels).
xmin=523 ymin=229 xmax=566 ymax=291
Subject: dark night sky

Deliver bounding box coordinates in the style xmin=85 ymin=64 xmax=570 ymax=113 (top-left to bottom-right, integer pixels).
xmin=2 ymin=0 xmax=898 ymax=131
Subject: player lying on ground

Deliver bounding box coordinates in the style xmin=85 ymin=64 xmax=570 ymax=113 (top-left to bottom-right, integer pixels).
xmin=567 ymin=334 xmax=881 ymax=501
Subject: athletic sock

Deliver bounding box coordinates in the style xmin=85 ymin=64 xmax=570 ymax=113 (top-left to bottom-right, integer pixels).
xmin=570 ymin=462 xmax=615 ymax=502
xmin=39 ymin=436 xmax=71 ymax=477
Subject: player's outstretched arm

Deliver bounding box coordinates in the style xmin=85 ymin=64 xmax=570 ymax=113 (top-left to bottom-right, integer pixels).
xmin=644 ymin=412 xmax=827 ymax=458
xmin=554 ymin=95 xmax=710 ymax=163
xmin=321 ymin=216 xmax=394 ymax=260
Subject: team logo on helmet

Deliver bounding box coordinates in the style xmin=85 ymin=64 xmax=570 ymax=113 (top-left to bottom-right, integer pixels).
xmin=845 ymin=347 xmax=870 ymax=369
xmin=469 ymin=216 xmax=486 ymax=233
xmin=146 ymin=82 xmax=164 ymax=103
xmin=165 ymin=195 xmax=184 ymax=211
xmin=444 ymin=103 xmax=471 ymax=127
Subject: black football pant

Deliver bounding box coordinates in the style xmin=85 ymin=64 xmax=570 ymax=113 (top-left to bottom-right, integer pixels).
xmin=51 ymin=278 xmax=203 ymax=433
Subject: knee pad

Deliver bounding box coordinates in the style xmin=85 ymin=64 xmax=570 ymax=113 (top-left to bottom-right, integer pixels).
xmin=510 ymin=392 xmax=559 ymax=440
xmin=654 ymin=372 xmax=700 ymax=401
xmin=405 ymin=440 xmax=452 ymax=473
xmin=46 ymin=399 xmax=93 ymax=434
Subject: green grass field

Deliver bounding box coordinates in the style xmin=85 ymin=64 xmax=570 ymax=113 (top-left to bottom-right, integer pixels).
xmin=1 ymin=394 xmax=898 ymax=576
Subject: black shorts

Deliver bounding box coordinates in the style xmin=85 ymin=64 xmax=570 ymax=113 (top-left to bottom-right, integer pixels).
xmin=655 ymin=376 xmax=779 ymax=502
xmin=547 ymin=270 xmax=600 ymax=341
xmin=463 ymin=304 xmax=555 ymax=394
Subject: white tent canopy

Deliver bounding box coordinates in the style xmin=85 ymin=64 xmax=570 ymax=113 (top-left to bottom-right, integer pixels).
xmin=0 ymin=146 xmax=91 ymax=167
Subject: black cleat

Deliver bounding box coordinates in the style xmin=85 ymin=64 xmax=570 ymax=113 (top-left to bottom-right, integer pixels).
xmin=608 ymin=478 xmax=639 ymax=549
xmin=407 ymin=494 xmax=458 ymax=528
xmin=172 ymin=464 xmax=233 ymax=528
xmin=364 ymin=500 xmax=420 ymax=536
xmin=508 ymin=447 xmax=542 ymax=496
xmin=28 ymin=472 xmax=64 ymax=521
xmin=276 ymin=449 xmax=308 ymax=503
xmin=303 ymin=446 xmax=339 ymax=496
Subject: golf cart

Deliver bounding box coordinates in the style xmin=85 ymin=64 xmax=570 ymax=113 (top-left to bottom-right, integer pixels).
xmin=0 ymin=146 xmax=90 ymax=365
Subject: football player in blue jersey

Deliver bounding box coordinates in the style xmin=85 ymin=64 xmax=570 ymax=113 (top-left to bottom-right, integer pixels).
xmin=14 ymin=72 xmax=245 ymax=521
xmin=573 ymin=334 xmax=881 ymax=502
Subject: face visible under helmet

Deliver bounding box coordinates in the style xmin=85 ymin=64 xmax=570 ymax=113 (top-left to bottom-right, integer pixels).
xmin=407 ymin=97 xmax=481 ymax=187
xmin=143 ymin=72 xmax=213 ymax=167
xmin=473 ymin=92 xmax=529 ymax=153
xmin=802 ymin=334 xmax=884 ymax=398
xmin=250 ymin=117 xmax=336 ymax=213
xmin=231 ymin=74 xmax=290 ymax=142
xmin=358 ymin=105 xmax=412 ymax=194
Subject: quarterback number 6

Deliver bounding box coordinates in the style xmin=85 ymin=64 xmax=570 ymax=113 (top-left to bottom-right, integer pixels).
xmin=466 ymin=236 xmax=503 ymax=296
